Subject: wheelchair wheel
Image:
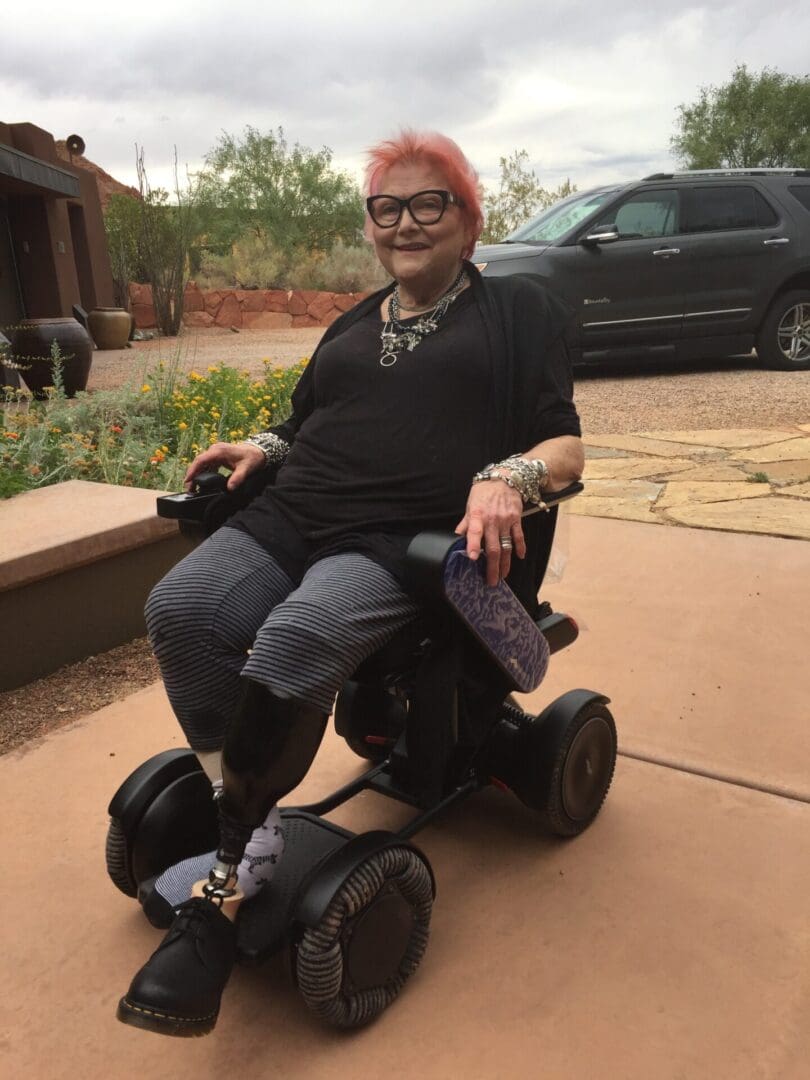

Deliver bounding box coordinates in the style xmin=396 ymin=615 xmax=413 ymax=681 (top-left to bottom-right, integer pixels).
xmin=515 ymin=700 xmax=617 ymax=837
xmin=105 ymin=750 xmax=219 ymax=896
xmin=106 ymin=818 xmax=138 ymax=897
xmin=294 ymin=844 xmax=433 ymax=1028
xmin=334 ymin=681 xmax=407 ymax=764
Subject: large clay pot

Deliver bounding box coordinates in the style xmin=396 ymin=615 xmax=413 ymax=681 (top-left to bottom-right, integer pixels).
xmin=9 ymin=317 xmax=93 ymax=398
xmin=88 ymin=306 xmax=132 ymax=350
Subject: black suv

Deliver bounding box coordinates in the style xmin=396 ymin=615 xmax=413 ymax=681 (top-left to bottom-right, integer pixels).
xmin=476 ymin=169 xmax=810 ymax=371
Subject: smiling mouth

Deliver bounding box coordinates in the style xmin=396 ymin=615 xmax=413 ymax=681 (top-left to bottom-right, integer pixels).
xmin=397 ymin=244 xmax=429 ymax=251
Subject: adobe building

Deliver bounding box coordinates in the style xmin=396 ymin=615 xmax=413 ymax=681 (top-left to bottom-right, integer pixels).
xmin=0 ymin=121 xmax=114 ymax=331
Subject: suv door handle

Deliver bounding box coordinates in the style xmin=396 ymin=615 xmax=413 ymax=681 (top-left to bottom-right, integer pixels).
xmin=763 ymin=237 xmax=790 ymax=246
xmin=652 ymin=248 xmax=680 ymax=256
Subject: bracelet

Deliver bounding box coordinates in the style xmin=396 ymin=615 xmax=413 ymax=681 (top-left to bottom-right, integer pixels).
xmin=244 ymin=431 xmax=291 ymax=467
xmin=472 ymin=467 xmax=524 ymax=496
xmin=472 ymin=456 xmax=549 ymax=505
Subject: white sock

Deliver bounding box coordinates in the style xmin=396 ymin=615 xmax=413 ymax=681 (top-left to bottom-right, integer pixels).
xmin=237 ymin=804 xmax=284 ymax=897
xmin=154 ymin=802 xmax=285 ymax=906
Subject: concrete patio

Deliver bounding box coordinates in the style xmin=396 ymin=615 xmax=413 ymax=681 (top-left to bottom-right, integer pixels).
xmin=1 ymin=510 xmax=808 ymax=1080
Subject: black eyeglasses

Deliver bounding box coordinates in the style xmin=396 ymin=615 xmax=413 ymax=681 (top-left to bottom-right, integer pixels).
xmin=366 ymin=189 xmax=464 ymax=228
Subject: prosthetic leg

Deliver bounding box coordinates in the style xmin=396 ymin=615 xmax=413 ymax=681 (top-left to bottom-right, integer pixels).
xmin=117 ymin=679 xmax=327 ymax=1037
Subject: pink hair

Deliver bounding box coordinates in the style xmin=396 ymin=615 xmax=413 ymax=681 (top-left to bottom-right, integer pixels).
xmin=364 ymin=130 xmax=483 ymax=258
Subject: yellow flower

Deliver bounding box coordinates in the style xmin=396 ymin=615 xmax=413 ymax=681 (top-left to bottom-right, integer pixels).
xmin=178 ymin=421 xmax=188 ymax=431
xmin=141 ymin=384 xmax=151 ymax=393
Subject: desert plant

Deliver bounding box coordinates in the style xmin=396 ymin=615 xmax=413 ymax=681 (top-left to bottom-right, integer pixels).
xmin=104 ymin=193 xmax=143 ymax=310
xmin=135 ymin=147 xmax=204 ymax=336
xmin=481 ymin=150 xmax=577 ymax=243
xmin=1 ymin=348 xmax=305 ymax=497
xmin=288 ymin=241 xmax=390 ymax=292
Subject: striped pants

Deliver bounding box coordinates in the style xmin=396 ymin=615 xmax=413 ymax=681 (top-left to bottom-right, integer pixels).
xmin=145 ymin=527 xmax=420 ymax=752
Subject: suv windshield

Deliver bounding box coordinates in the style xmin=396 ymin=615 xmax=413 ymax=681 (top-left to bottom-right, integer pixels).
xmin=504 ymin=188 xmax=619 ymax=245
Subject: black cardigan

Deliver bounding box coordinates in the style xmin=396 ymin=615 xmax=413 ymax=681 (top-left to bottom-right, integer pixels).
xmin=266 ymin=262 xmax=580 ymax=615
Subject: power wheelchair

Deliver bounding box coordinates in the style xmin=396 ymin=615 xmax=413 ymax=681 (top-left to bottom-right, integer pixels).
xmin=106 ymin=468 xmax=617 ymax=1029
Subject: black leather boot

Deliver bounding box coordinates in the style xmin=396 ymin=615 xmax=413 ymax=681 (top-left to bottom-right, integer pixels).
xmin=117 ymin=897 xmax=236 ymax=1037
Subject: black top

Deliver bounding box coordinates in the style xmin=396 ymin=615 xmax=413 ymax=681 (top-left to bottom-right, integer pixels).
xmin=230 ymin=265 xmax=581 ymax=601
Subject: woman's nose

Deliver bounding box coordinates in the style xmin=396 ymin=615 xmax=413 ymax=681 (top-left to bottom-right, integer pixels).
xmin=396 ymin=207 xmax=421 ymax=232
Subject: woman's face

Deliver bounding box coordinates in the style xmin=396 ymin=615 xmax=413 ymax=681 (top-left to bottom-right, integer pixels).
xmin=370 ymin=161 xmax=470 ymax=292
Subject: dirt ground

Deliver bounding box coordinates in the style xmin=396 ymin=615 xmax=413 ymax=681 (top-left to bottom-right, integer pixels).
xmin=88 ymin=326 xmax=810 ymax=433
xmin=2 ymin=327 xmax=807 ymax=755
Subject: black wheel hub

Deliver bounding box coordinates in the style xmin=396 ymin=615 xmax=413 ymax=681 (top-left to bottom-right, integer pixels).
xmin=342 ymin=886 xmax=414 ymax=991
xmin=561 ymin=717 xmax=615 ymax=821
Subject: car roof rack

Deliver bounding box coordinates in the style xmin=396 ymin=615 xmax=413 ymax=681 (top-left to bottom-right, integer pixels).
xmin=643 ymin=168 xmax=810 ymax=180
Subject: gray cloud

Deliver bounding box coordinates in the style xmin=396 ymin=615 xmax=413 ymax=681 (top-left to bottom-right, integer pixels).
xmin=3 ymin=0 xmax=809 ymax=192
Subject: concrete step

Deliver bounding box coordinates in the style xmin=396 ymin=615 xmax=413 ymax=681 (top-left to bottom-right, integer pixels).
xmin=0 ymin=480 xmax=194 ymax=690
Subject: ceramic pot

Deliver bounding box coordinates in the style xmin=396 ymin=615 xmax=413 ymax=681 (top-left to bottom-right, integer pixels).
xmin=88 ymin=306 xmax=132 ymax=350
xmin=10 ymin=317 xmax=93 ymax=398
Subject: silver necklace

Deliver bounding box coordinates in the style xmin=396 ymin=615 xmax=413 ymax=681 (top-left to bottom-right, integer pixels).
xmin=380 ymin=267 xmax=467 ymax=367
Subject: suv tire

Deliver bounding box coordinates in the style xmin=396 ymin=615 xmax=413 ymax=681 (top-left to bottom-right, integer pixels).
xmin=756 ymin=290 xmax=810 ymax=371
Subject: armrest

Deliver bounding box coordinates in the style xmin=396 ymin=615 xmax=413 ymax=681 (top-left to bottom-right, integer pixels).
xmin=156 ymin=465 xmax=278 ymax=534
xmin=404 ymin=481 xmax=584 ymax=599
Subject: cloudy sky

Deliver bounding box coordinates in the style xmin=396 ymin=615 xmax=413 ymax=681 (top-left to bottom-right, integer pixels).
xmin=4 ymin=0 xmax=809 ymax=197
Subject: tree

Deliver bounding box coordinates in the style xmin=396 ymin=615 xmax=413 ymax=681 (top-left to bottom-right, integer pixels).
xmin=197 ymin=127 xmax=364 ymax=268
xmin=672 ymin=65 xmax=810 ymax=169
xmin=480 ymin=150 xmax=575 ymax=243
xmin=104 ymin=193 xmax=142 ymax=310
xmin=135 ymin=147 xmax=203 ymax=336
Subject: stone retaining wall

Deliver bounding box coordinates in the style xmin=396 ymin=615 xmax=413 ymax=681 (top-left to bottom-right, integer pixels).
xmin=128 ymin=282 xmax=371 ymax=331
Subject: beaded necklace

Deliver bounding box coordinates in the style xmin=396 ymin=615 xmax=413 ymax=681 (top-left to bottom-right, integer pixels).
xmin=380 ymin=266 xmax=467 ymax=367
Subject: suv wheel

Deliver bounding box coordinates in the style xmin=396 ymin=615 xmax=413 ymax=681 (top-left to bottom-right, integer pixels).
xmin=757 ymin=290 xmax=810 ymax=371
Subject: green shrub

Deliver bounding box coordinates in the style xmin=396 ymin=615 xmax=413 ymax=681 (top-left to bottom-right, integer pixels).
xmin=196 ymin=233 xmax=389 ymax=293
xmin=289 ymin=241 xmax=390 ymax=293
xmin=1 ymin=347 xmax=305 ymax=497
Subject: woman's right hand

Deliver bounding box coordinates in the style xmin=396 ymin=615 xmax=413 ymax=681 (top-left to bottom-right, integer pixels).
xmin=184 ymin=441 xmax=266 ymax=492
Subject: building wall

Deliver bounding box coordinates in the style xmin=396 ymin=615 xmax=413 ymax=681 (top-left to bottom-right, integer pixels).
xmin=0 ymin=122 xmax=114 ymax=325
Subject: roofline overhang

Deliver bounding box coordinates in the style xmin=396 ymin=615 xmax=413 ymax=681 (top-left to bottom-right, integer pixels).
xmin=0 ymin=143 xmax=80 ymax=198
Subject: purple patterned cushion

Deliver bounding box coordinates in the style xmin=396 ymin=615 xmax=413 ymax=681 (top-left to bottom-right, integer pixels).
xmin=443 ymin=540 xmax=549 ymax=692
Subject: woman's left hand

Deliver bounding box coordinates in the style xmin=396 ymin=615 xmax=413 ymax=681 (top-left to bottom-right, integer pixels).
xmin=455 ymin=480 xmax=525 ymax=586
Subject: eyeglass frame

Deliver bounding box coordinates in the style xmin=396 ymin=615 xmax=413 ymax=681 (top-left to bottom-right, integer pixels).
xmin=365 ymin=189 xmax=465 ymax=228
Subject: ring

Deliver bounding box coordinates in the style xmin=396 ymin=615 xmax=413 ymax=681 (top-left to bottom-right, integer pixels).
xmin=499 ymin=535 xmax=513 ymax=549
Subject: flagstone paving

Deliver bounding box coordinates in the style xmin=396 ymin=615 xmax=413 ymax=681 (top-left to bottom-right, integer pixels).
xmin=578 ymin=423 xmax=810 ymax=540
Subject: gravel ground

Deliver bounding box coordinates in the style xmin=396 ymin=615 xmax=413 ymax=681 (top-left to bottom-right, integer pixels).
xmin=88 ymin=328 xmax=810 ymax=433
xmin=3 ymin=328 xmax=807 ymax=756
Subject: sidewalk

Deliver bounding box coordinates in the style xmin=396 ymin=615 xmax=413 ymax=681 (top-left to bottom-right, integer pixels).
xmin=1 ymin=515 xmax=808 ymax=1080
xmin=577 ymin=423 xmax=810 ymax=539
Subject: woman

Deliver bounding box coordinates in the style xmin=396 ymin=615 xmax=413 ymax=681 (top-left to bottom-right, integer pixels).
xmin=118 ymin=130 xmax=584 ymax=1036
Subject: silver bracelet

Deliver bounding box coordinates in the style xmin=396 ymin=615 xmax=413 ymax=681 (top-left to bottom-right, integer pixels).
xmin=472 ymin=467 xmax=524 ymax=497
xmin=244 ymin=431 xmax=290 ymax=467
xmin=472 ymin=456 xmax=549 ymax=505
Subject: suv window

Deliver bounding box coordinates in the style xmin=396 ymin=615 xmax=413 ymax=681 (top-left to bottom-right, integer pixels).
xmin=593 ymin=189 xmax=678 ymax=239
xmin=788 ymin=185 xmax=810 ymax=212
xmin=683 ymin=185 xmax=778 ymax=232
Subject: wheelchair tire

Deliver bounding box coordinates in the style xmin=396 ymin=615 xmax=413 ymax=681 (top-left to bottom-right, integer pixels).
xmin=105 ymin=750 xmax=219 ymax=895
xmin=517 ymin=701 xmax=617 ymax=837
xmin=106 ymin=817 xmax=138 ymax=897
xmin=294 ymin=845 xmax=433 ymax=1028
